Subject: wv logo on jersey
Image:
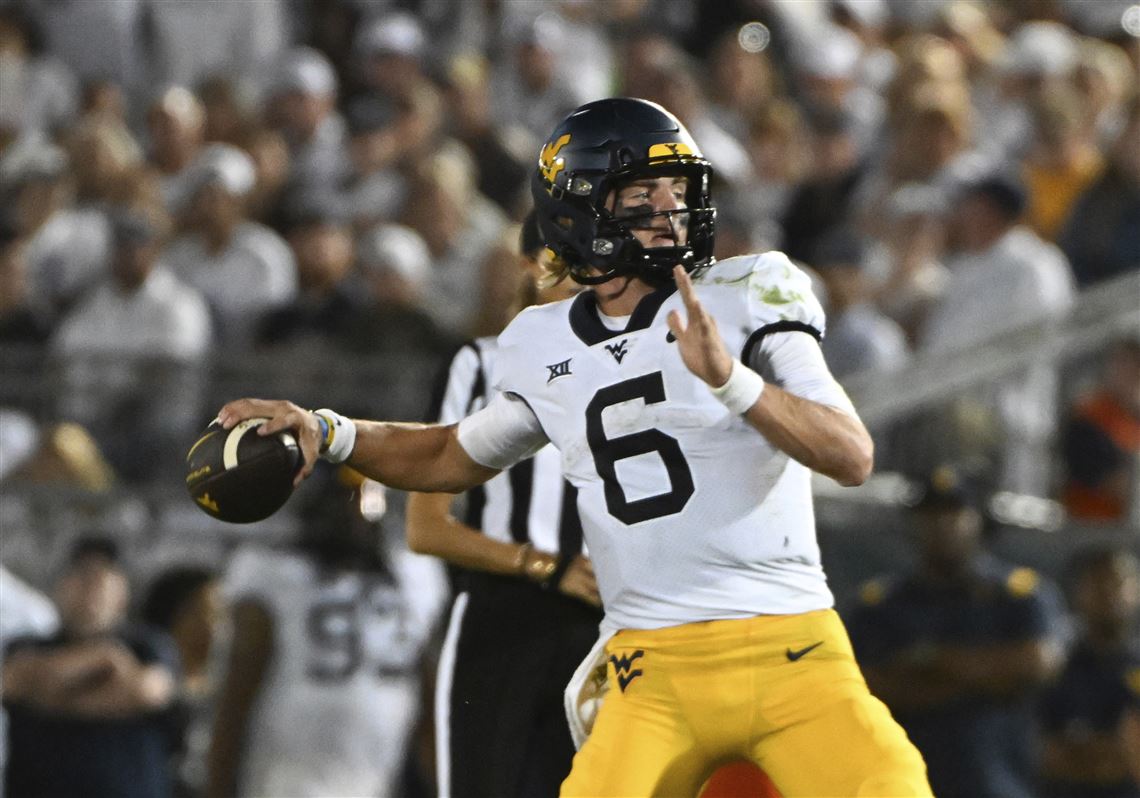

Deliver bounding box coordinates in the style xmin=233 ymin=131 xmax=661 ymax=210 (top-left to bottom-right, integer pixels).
xmin=609 ymin=649 xmax=644 ymax=692
xmin=546 ymin=358 xmax=572 ymax=383
xmin=605 ymin=339 xmax=629 ymax=364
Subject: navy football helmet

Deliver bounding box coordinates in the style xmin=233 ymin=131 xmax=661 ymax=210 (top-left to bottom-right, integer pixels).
xmin=530 ymin=98 xmax=716 ymax=286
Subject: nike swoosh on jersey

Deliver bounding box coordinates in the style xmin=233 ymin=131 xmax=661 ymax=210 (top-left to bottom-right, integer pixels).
xmin=785 ymin=641 xmax=824 ymax=661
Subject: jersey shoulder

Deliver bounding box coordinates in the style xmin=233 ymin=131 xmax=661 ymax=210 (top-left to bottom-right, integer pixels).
xmin=697 ymin=252 xmax=826 ymax=336
xmin=492 ymin=298 xmax=576 ymax=394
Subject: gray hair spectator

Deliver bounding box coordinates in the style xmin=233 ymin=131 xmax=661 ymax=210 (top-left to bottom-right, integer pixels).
xmin=164 ymin=144 xmax=297 ymax=347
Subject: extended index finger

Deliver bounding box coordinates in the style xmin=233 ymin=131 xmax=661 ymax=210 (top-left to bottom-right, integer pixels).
xmin=673 ymin=265 xmax=703 ymax=316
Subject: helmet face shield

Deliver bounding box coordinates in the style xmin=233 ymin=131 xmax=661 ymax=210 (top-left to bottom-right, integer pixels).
xmin=531 ymin=98 xmax=717 ymax=287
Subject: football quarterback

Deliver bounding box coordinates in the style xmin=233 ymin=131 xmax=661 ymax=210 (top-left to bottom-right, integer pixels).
xmin=216 ymin=97 xmax=931 ymax=797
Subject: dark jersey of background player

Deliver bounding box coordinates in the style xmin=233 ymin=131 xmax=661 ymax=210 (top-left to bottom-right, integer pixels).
xmin=846 ymin=469 xmax=1065 ymax=798
xmin=1039 ymin=547 xmax=1140 ymax=798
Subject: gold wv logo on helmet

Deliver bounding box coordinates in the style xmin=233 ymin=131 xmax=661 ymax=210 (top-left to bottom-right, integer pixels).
xmin=539 ymin=134 xmax=571 ymax=186
xmin=647 ymin=142 xmax=694 ymax=161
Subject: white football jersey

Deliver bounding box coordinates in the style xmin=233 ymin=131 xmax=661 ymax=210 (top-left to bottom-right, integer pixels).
xmin=492 ymin=253 xmax=836 ymax=631
xmin=223 ymin=542 xmax=446 ymax=798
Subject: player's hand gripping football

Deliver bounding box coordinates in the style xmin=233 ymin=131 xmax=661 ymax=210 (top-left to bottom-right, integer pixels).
xmin=217 ymin=399 xmax=322 ymax=486
xmin=666 ymin=265 xmax=734 ymax=388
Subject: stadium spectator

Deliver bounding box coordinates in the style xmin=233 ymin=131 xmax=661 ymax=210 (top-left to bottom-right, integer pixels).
xmin=489 ymin=14 xmax=580 ymax=158
xmin=634 ymin=44 xmax=753 ymax=188
xmin=1021 ymin=88 xmax=1105 ymax=242
xmin=205 ymin=466 xmax=446 ymax=798
xmin=438 ymin=53 xmax=530 ymax=215
xmin=406 ymin=213 xmax=600 ymax=798
xmin=1071 ymin=39 xmax=1134 ymax=148
xmin=256 ymin=193 xmax=357 ymax=353
xmin=342 ymin=78 xmax=443 ymax=230
xmin=66 ymin=116 xmax=144 ymax=210
xmin=792 ymin=24 xmax=884 ymax=160
xmin=263 ymin=47 xmax=350 ymax=193
xmin=1040 ymin=546 xmax=1140 ymax=798
xmin=0 ymin=6 xmax=78 ymax=143
xmin=812 ymin=228 xmax=909 ymax=381
xmin=0 ymin=565 xmax=58 ymax=798
xmin=780 ymin=106 xmax=865 ymax=265
xmin=51 ymin=209 xmax=211 ymax=481
xmin=2 ymin=536 xmax=180 ymax=798
xmin=723 ymin=100 xmax=808 ymax=251
xmin=30 ymin=0 xmax=149 ymax=105
xmin=1059 ymin=94 xmax=1140 ymax=289
xmin=1061 ymin=337 xmax=1140 ymax=524
xmin=704 ymin=26 xmax=780 ymax=141
xmin=141 ymin=566 xmax=224 ymax=798
xmin=197 ymin=76 xmax=256 ymax=147
xmin=239 ymin=126 xmax=292 ymax=225
xmin=0 ymin=216 xmax=50 ymax=350
xmin=918 ymin=173 xmax=1074 ymax=494
xmin=847 ymin=466 xmax=1066 ymax=798
xmin=2 ymin=136 xmax=110 ymax=320
xmin=399 ymin=146 xmax=509 ymax=338
xmin=165 ymin=144 xmax=297 ymax=347
xmin=145 ymin=86 xmax=207 ymax=216
xmin=147 ymin=0 xmax=288 ymax=94
xmin=340 ymin=222 xmax=456 ymax=360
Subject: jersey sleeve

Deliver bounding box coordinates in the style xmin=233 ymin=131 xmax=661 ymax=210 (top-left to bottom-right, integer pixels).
xmin=738 ymin=252 xmax=827 ymax=365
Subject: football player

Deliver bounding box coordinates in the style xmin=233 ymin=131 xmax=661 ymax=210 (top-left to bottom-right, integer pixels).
xmin=218 ymin=97 xmax=931 ymax=796
xmin=204 ymin=466 xmax=446 ymax=798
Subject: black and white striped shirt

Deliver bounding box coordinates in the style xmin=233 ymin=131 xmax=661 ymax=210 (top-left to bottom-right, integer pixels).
xmin=427 ymin=338 xmax=584 ymax=557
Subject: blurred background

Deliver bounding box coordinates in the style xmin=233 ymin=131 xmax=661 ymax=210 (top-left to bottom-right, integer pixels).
xmin=0 ymin=1 xmax=1137 ymax=797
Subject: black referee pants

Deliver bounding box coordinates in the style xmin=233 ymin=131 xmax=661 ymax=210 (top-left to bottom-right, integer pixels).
xmin=437 ymin=573 xmax=602 ymax=798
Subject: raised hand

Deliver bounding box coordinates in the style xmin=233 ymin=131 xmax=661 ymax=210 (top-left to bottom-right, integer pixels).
xmin=217 ymin=398 xmax=323 ymax=486
xmin=665 ymin=265 xmax=734 ymax=388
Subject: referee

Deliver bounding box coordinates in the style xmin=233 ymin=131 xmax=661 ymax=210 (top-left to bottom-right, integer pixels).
xmin=406 ymin=212 xmax=603 ymax=798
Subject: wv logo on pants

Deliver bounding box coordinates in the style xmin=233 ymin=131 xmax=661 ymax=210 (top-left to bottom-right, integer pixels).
xmin=609 ymin=650 xmax=645 ymax=692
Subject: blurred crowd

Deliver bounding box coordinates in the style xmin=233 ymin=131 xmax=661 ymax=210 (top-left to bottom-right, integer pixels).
xmin=0 ymin=0 xmax=1137 ymax=514
xmin=0 ymin=0 xmax=1138 ymax=796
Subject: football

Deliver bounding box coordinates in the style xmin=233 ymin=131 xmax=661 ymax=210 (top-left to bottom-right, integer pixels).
xmin=185 ymin=418 xmax=302 ymax=523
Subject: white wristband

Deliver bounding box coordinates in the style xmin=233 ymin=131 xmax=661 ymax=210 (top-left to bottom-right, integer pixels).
xmin=314 ymin=408 xmax=357 ymax=463
xmin=709 ymin=358 xmax=765 ymax=415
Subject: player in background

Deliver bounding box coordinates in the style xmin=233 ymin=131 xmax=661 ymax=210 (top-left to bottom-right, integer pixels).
xmin=204 ymin=467 xmax=446 ymax=798
xmin=406 ymin=212 xmax=602 ymax=797
xmin=217 ymin=97 xmax=931 ymax=796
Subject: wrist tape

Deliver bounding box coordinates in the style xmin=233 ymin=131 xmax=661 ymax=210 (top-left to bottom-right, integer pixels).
xmin=709 ymin=358 xmax=765 ymax=415
xmin=313 ymin=408 xmax=357 ymax=463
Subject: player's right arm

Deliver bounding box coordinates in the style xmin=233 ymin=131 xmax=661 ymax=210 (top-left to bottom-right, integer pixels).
xmin=216 ymin=399 xmax=501 ymax=492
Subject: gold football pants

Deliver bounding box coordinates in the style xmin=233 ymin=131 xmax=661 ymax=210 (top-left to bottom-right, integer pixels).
xmin=561 ymin=609 xmax=931 ymax=797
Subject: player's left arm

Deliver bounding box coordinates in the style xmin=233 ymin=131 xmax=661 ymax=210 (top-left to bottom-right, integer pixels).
xmin=667 ymin=266 xmax=872 ymax=486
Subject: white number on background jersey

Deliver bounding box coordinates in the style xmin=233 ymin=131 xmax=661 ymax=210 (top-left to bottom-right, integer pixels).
xmin=305 ymin=582 xmax=416 ymax=681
